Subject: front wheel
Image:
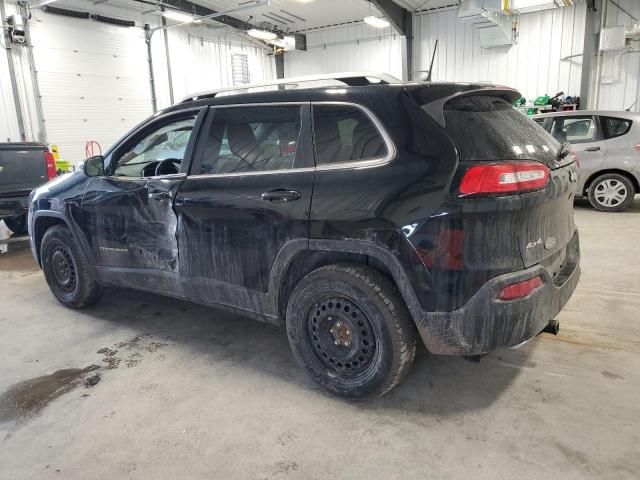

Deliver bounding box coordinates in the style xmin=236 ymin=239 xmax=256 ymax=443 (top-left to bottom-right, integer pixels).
xmin=41 ymin=225 xmax=103 ymax=308
xmin=587 ymin=173 xmax=635 ymax=212
xmin=286 ymin=263 xmax=416 ymax=398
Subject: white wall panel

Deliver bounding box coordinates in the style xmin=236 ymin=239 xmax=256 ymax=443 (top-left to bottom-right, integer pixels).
xmin=0 ymin=44 xmax=20 ymax=142
xmin=3 ymin=1 xmax=275 ymax=163
xmin=594 ymin=0 xmax=640 ymax=112
xmin=284 ymin=24 xmax=404 ymax=80
xmin=165 ymin=28 xmax=275 ymax=106
xmin=414 ymin=4 xmax=587 ymax=102
xmin=29 ymin=7 xmax=152 ymax=163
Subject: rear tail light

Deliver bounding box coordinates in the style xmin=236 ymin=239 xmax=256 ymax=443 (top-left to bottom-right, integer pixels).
xmin=459 ymin=162 xmax=549 ymax=196
xmin=44 ymin=151 xmax=57 ymax=180
xmin=498 ymin=276 xmax=542 ymax=301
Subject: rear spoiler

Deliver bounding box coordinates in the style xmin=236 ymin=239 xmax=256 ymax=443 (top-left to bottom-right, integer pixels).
xmin=410 ymin=85 xmax=521 ymax=128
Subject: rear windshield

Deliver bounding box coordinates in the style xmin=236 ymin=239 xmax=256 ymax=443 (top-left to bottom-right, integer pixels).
xmin=442 ymin=96 xmax=561 ymax=162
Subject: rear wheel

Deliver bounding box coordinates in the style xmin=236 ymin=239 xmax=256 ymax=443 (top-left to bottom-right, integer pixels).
xmin=3 ymin=214 xmax=27 ymax=235
xmin=41 ymin=225 xmax=103 ymax=308
xmin=286 ymin=263 xmax=416 ymax=398
xmin=588 ymin=173 xmax=635 ymax=212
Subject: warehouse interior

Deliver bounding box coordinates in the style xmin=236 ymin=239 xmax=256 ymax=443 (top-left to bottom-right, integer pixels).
xmin=1 ymin=1 xmax=640 ymax=479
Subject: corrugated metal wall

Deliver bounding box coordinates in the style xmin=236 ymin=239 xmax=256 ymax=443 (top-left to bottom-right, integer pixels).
xmin=29 ymin=7 xmax=152 ymax=162
xmin=414 ymin=4 xmax=587 ymax=102
xmin=594 ymin=0 xmax=640 ymax=112
xmin=0 ymin=1 xmax=275 ymax=163
xmin=284 ymin=23 xmax=404 ymax=79
xmin=165 ymin=28 xmax=275 ymax=106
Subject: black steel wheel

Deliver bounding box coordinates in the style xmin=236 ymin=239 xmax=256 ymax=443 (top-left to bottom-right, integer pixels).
xmin=50 ymin=245 xmax=77 ymax=293
xmin=286 ymin=263 xmax=417 ymax=398
xmin=41 ymin=225 xmax=103 ymax=308
xmin=307 ymin=296 xmax=377 ymax=377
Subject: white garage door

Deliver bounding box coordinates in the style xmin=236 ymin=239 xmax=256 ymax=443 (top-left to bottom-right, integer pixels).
xmin=30 ymin=9 xmax=152 ymax=164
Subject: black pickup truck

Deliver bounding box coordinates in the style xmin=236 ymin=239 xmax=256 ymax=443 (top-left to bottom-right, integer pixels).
xmin=0 ymin=142 xmax=57 ymax=235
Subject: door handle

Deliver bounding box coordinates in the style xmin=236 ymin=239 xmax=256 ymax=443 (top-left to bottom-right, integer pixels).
xmin=261 ymin=190 xmax=302 ymax=203
xmin=584 ymin=146 xmax=601 ymax=152
xmin=148 ymin=191 xmax=171 ymax=200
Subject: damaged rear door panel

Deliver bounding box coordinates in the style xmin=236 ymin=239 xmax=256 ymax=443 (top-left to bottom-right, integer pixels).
xmin=174 ymin=103 xmax=314 ymax=317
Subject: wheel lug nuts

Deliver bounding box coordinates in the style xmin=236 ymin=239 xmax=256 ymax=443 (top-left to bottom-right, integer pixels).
xmin=346 ymin=329 xmax=351 ymax=335
xmin=344 ymin=341 xmax=350 ymax=346
xmin=334 ymin=340 xmax=340 ymax=346
xmin=329 ymin=328 xmax=334 ymax=333
xmin=336 ymin=321 xmax=342 ymax=327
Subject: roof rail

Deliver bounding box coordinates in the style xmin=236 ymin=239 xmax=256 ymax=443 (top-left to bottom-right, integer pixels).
xmin=179 ymin=72 xmax=403 ymax=103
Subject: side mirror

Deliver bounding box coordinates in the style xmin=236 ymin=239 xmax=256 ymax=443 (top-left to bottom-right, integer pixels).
xmin=83 ymin=155 xmax=104 ymax=177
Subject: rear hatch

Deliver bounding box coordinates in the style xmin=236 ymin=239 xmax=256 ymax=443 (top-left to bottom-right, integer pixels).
xmin=0 ymin=143 xmax=49 ymax=197
xmin=439 ymin=93 xmax=578 ymax=269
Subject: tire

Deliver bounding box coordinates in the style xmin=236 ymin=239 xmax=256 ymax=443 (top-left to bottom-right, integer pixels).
xmin=286 ymin=263 xmax=417 ymax=398
xmin=587 ymin=173 xmax=635 ymax=212
xmin=40 ymin=225 xmax=103 ymax=308
xmin=3 ymin=214 xmax=27 ymax=235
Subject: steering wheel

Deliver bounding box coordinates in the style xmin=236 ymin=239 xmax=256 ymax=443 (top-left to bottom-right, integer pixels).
xmin=155 ymin=159 xmax=180 ymax=176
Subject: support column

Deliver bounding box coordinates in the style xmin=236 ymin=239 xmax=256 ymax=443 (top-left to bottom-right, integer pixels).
xmin=371 ymin=0 xmax=413 ymax=81
xmin=0 ymin=0 xmax=26 ymax=141
xmin=19 ymin=1 xmax=47 ymax=143
xmin=275 ymin=52 xmax=284 ymax=79
xmin=580 ymin=0 xmax=598 ymax=109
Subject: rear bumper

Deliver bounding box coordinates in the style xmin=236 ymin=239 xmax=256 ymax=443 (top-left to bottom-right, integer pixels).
xmin=416 ymin=231 xmax=580 ymax=355
xmin=0 ymin=196 xmax=29 ymax=218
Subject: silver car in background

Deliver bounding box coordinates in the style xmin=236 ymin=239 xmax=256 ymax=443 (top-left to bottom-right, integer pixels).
xmin=533 ymin=110 xmax=640 ymax=212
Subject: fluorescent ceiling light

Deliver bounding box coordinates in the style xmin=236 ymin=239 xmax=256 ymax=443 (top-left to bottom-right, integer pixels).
xmin=248 ymin=28 xmax=277 ymax=41
xmin=33 ymin=0 xmax=58 ymax=7
xmin=161 ymin=10 xmax=196 ymax=23
xmin=363 ymin=16 xmax=390 ymax=28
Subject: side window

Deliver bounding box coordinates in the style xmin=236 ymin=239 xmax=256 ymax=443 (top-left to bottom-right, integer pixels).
xmin=550 ymin=116 xmax=596 ymax=144
xmin=601 ymin=117 xmax=632 ymax=139
xmin=113 ymin=115 xmax=197 ymax=177
xmin=312 ymin=105 xmax=388 ymax=165
xmin=196 ymin=106 xmax=301 ymax=175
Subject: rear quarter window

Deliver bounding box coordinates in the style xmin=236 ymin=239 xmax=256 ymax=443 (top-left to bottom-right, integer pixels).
xmin=441 ymin=95 xmax=560 ymax=162
xmin=601 ymin=117 xmax=632 ymax=139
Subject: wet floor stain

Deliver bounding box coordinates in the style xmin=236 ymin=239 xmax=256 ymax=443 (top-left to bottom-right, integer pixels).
xmin=97 ymin=333 xmax=169 ymax=370
xmin=601 ymin=370 xmax=624 ymax=380
xmin=0 ymin=365 xmax=99 ymax=425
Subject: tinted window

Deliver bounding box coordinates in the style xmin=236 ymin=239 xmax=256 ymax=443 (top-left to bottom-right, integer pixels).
xmin=114 ymin=115 xmax=197 ymax=177
xmin=601 ymin=117 xmax=632 ymax=139
xmin=441 ymin=96 xmax=560 ymax=162
xmin=197 ymin=106 xmax=301 ymax=175
xmin=313 ymin=105 xmax=387 ymax=165
xmin=550 ymin=117 xmax=596 ymax=143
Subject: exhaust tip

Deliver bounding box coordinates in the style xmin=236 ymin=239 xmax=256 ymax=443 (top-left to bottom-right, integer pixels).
xmin=543 ymin=319 xmax=560 ymax=335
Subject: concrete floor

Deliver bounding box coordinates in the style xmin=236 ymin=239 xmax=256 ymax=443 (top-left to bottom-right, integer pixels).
xmin=1 ymin=201 xmax=639 ymax=480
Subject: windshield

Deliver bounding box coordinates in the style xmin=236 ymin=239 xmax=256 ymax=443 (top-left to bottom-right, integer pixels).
xmin=441 ymin=95 xmax=561 ymax=164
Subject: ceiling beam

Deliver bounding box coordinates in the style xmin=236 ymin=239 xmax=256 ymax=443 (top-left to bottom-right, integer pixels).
xmin=131 ymin=0 xmax=306 ymax=45
xmin=370 ymin=0 xmax=412 ymax=36
xmin=371 ymin=0 xmax=413 ymax=81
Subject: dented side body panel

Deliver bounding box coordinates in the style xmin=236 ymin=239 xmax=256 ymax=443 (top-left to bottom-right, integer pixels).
xmin=29 ymin=83 xmax=580 ymax=356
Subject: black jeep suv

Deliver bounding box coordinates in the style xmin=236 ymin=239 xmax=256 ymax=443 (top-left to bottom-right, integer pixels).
xmin=29 ymin=74 xmax=580 ymax=398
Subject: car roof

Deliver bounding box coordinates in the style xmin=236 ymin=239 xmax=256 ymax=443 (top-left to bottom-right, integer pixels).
xmin=532 ymin=110 xmax=640 ymax=120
